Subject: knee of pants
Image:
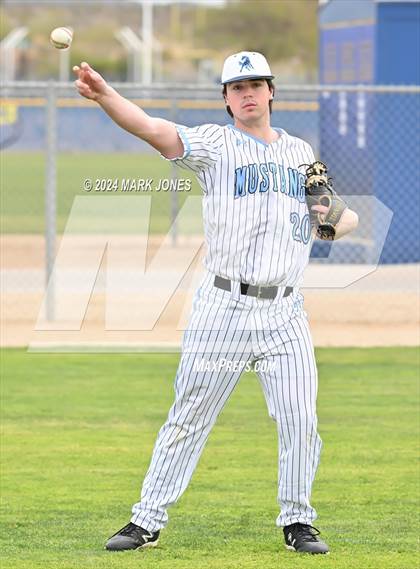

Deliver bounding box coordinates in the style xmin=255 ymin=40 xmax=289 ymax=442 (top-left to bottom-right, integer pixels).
xmin=277 ymin=419 xmax=322 ymax=454
xmin=161 ymin=405 xmax=214 ymax=447
xmin=162 ymin=422 xmax=194 ymax=447
xmin=272 ymin=409 xmax=319 ymax=432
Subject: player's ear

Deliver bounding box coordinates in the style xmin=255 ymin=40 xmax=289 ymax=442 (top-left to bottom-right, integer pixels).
xmin=222 ymin=85 xmax=228 ymax=104
xmin=269 ymin=83 xmax=275 ymax=100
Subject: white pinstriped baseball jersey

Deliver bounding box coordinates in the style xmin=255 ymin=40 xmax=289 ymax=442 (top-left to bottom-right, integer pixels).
xmin=169 ymin=123 xmax=316 ymax=287
xmin=129 ymin=124 xmax=323 ymax=534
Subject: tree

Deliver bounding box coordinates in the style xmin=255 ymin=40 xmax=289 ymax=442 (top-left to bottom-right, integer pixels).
xmin=196 ymin=0 xmax=318 ymax=71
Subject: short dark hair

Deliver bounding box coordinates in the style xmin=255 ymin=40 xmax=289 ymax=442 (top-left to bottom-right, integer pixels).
xmin=222 ymin=79 xmax=275 ymax=118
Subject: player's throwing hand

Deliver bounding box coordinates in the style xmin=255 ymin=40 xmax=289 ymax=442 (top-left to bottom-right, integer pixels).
xmin=73 ymin=62 xmax=108 ymax=101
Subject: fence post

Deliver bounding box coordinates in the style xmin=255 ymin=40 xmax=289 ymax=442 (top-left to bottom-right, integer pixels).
xmin=170 ymin=97 xmax=179 ymax=246
xmin=45 ymin=80 xmax=57 ymax=320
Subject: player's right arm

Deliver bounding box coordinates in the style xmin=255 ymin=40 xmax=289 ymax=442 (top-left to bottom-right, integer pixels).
xmin=73 ymin=62 xmax=183 ymax=159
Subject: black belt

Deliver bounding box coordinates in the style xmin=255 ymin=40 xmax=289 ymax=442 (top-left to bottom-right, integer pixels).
xmin=214 ymin=275 xmax=293 ymax=300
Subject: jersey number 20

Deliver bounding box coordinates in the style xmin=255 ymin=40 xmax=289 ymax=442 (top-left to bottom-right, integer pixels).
xmin=290 ymin=212 xmax=311 ymax=244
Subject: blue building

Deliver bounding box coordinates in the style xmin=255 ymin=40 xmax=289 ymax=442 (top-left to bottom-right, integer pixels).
xmin=319 ymin=0 xmax=420 ymax=263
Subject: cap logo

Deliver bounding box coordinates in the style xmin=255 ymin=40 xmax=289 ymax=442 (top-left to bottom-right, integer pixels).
xmin=239 ymin=55 xmax=253 ymax=72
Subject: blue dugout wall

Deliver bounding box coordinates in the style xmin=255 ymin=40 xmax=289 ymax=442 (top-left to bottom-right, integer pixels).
xmin=375 ymin=1 xmax=420 ymax=263
xmin=319 ymin=0 xmax=420 ymax=263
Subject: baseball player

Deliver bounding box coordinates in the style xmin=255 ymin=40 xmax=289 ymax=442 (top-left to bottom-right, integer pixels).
xmin=73 ymin=51 xmax=358 ymax=555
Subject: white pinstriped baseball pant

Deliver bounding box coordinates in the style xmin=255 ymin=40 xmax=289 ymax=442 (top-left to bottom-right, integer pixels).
xmin=131 ymin=271 xmax=322 ymax=531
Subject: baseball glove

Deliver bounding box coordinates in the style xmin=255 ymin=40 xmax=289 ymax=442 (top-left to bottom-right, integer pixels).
xmin=303 ymin=160 xmax=347 ymax=240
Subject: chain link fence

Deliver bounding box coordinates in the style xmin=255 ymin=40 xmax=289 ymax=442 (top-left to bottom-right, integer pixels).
xmin=1 ymin=83 xmax=419 ymax=296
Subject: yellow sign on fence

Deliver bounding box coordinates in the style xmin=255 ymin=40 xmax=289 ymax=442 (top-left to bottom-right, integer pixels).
xmin=0 ymin=102 xmax=18 ymax=125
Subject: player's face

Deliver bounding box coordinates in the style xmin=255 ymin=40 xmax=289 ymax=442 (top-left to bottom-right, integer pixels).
xmin=225 ymin=79 xmax=273 ymax=123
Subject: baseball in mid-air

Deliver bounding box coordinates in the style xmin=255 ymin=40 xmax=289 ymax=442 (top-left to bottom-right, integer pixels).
xmin=50 ymin=27 xmax=73 ymax=50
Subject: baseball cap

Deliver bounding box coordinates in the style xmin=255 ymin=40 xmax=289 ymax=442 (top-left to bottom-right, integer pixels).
xmin=221 ymin=51 xmax=274 ymax=85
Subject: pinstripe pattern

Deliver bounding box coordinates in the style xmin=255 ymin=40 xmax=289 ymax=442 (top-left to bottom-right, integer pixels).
xmin=131 ymin=124 xmax=323 ymax=533
xmin=131 ymin=275 xmax=322 ymax=532
xmin=165 ymin=123 xmax=316 ymax=287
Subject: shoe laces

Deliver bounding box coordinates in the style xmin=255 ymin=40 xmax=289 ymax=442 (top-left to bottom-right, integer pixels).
xmin=292 ymin=523 xmax=321 ymax=542
xmin=120 ymin=523 xmax=141 ymax=536
xmin=110 ymin=522 xmax=146 ymax=539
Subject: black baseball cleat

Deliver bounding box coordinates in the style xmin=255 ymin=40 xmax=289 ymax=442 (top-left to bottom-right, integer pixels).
xmin=105 ymin=522 xmax=160 ymax=551
xmin=283 ymin=523 xmax=329 ymax=554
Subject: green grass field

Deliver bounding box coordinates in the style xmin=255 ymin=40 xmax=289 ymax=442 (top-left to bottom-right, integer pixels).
xmin=1 ymin=347 xmax=419 ymax=569
xmin=1 ymin=152 xmax=201 ymax=234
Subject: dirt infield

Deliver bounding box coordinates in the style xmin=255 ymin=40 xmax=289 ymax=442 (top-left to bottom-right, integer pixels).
xmin=1 ymin=235 xmax=419 ymax=349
